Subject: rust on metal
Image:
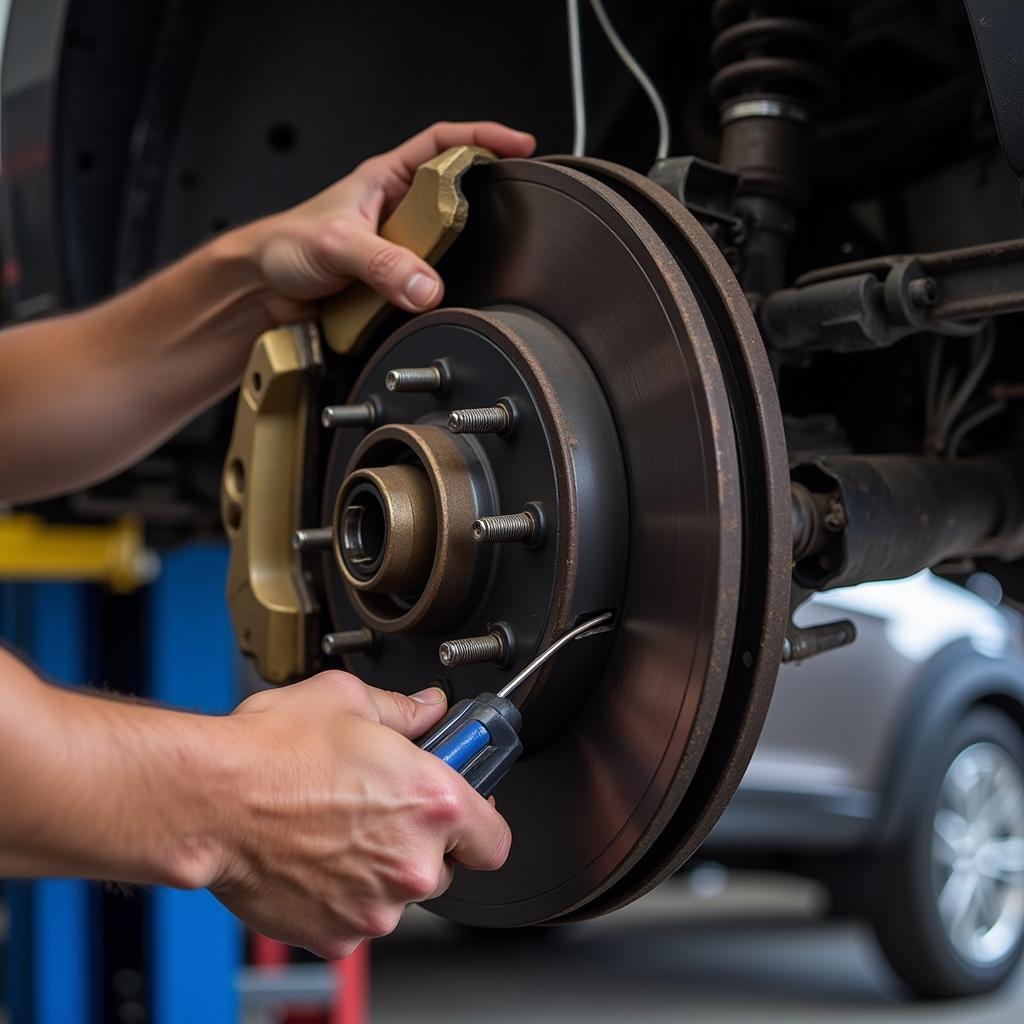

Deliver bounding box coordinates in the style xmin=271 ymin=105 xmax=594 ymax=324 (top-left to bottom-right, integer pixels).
xmin=795 ymin=237 xmax=1024 ymax=323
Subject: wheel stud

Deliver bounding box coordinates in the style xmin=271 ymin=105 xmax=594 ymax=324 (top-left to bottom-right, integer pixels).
xmin=439 ymin=629 xmax=509 ymax=668
xmin=386 ymin=364 xmax=445 ymax=394
xmin=322 ymin=402 xmax=376 ymax=429
xmin=472 ymin=509 xmax=540 ymax=545
xmin=292 ymin=526 xmax=333 ymax=551
xmin=448 ymin=401 xmax=514 ymax=435
xmin=322 ymin=628 xmax=375 ymax=656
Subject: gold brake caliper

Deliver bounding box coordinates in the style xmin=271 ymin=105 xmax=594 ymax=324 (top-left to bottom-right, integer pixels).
xmin=222 ymin=144 xmax=494 ymax=682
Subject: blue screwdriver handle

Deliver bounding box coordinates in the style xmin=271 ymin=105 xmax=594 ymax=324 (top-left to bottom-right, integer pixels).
xmin=417 ymin=693 xmax=524 ymax=796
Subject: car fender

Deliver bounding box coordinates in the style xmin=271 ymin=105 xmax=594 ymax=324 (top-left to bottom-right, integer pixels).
xmin=874 ymin=637 xmax=1024 ymax=849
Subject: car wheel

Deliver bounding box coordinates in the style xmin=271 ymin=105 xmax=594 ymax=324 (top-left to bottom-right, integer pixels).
xmin=870 ymin=705 xmax=1024 ymax=998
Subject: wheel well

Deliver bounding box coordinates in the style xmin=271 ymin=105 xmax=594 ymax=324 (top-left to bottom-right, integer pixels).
xmin=975 ymin=691 xmax=1024 ymax=745
xmin=875 ymin=642 xmax=1024 ymax=849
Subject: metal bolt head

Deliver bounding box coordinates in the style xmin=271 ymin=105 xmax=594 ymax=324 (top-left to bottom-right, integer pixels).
xmin=908 ymin=276 xmax=939 ymax=309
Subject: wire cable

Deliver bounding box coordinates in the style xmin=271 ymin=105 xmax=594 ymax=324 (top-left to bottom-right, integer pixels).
xmin=566 ymin=0 xmax=587 ymax=156
xmin=925 ymin=337 xmax=944 ymax=436
xmin=934 ymin=326 xmax=995 ymax=450
xmin=948 ymin=399 xmax=1007 ymax=458
xmin=588 ymin=0 xmax=671 ymax=162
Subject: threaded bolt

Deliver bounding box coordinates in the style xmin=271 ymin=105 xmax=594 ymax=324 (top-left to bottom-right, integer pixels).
xmin=385 ymin=365 xmax=445 ymax=393
xmin=448 ymin=401 xmax=513 ymax=435
xmin=322 ymin=628 xmax=375 ymax=656
xmin=472 ymin=510 xmax=538 ymax=544
xmin=438 ymin=629 xmax=508 ymax=668
xmin=292 ymin=526 xmax=333 ymax=551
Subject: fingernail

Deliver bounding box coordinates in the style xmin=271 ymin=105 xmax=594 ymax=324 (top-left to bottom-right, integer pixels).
xmin=404 ymin=272 xmax=439 ymax=308
xmin=411 ymin=686 xmax=446 ymax=705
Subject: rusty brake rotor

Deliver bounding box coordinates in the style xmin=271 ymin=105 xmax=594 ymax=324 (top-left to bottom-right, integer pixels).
xmin=223 ymin=154 xmax=789 ymax=927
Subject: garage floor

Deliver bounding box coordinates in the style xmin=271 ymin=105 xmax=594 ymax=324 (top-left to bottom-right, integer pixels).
xmin=371 ymin=871 xmax=1024 ymax=1023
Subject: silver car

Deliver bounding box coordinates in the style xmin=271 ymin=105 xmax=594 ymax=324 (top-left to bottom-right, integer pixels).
xmin=707 ymin=571 xmax=1024 ymax=998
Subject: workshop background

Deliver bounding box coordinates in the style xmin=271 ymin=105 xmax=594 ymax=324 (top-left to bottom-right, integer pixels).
xmin=1 ymin=0 xmax=1024 ymax=1022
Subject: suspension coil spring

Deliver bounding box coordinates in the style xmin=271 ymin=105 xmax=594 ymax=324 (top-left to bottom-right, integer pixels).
xmin=709 ymin=0 xmax=841 ymax=119
xmin=710 ymin=0 xmax=843 ymax=210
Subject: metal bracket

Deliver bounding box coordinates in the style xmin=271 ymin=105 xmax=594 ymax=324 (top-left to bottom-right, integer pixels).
xmin=222 ymin=323 xmax=323 ymax=684
xmin=320 ymin=144 xmax=495 ymax=356
xmin=759 ymin=238 xmax=1024 ymax=352
xmin=648 ymin=156 xmax=744 ymax=267
xmin=781 ymin=617 xmax=857 ymax=663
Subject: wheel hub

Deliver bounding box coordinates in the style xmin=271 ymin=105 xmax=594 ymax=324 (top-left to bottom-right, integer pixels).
xmin=323 ymin=306 xmax=629 ymax=741
xmin=934 ymin=740 xmax=1024 ymax=966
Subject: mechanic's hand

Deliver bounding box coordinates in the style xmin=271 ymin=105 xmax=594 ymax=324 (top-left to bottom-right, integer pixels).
xmin=247 ymin=121 xmax=535 ymax=325
xmin=209 ymin=671 xmax=511 ymax=959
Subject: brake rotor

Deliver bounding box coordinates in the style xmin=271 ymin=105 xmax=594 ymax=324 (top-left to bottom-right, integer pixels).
xmin=223 ymin=154 xmax=789 ymax=927
xmin=302 ymin=158 xmax=791 ymax=926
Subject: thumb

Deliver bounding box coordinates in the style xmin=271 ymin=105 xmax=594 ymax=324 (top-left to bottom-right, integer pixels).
xmin=369 ymin=685 xmax=449 ymax=739
xmin=319 ymin=222 xmax=444 ymax=313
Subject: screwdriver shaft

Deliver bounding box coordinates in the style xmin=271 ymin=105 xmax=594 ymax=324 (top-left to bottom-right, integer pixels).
xmin=497 ymin=611 xmax=614 ymax=699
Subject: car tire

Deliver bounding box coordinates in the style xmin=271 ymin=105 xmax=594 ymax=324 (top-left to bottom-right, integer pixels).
xmin=869 ymin=705 xmax=1024 ymax=998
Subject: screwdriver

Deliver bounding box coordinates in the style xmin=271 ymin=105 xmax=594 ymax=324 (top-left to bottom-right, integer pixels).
xmin=416 ymin=611 xmax=615 ymax=796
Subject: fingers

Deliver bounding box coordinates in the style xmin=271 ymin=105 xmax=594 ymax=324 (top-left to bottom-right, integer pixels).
xmin=368 ymin=685 xmax=449 ymax=739
xmin=389 ymin=121 xmax=536 ymax=177
xmin=370 ymin=121 xmax=536 ymax=211
xmin=296 ymin=671 xmax=448 ymax=737
xmin=443 ymin=784 xmax=513 ymax=872
xmin=426 ymin=857 xmax=456 ymax=901
xmin=318 ymin=220 xmax=444 ymax=312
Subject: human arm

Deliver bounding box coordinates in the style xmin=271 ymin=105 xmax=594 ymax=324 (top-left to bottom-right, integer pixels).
xmin=0 ymin=647 xmax=510 ymax=958
xmin=0 ymin=121 xmax=535 ymax=504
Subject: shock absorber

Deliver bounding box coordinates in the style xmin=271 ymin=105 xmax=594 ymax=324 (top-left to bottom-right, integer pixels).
xmin=709 ymin=0 xmax=841 ymax=298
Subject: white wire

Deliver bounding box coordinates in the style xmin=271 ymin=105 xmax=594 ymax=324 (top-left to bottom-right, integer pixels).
xmin=566 ymin=0 xmax=587 ymax=156
xmin=588 ymin=0 xmax=671 ymax=163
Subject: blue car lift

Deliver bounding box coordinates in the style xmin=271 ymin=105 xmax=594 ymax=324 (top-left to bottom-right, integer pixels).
xmin=2 ymin=541 xmax=241 ymax=1023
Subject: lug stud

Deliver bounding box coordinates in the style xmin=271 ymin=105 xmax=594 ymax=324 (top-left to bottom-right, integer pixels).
xmin=322 ymin=628 xmax=375 ymax=656
xmin=439 ymin=629 xmax=509 ymax=668
xmin=472 ymin=510 xmax=539 ymax=545
xmin=292 ymin=526 xmax=334 ymax=551
xmin=322 ymin=402 xmax=376 ymax=429
xmin=385 ymin=364 xmax=445 ymax=394
xmin=448 ymin=400 xmax=514 ymax=436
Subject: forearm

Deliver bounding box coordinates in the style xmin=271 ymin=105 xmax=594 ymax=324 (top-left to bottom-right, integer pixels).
xmin=0 ymin=648 xmax=236 ymax=888
xmin=0 ymin=122 xmax=536 ymax=505
xmin=0 ymin=223 xmax=280 ymax=504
